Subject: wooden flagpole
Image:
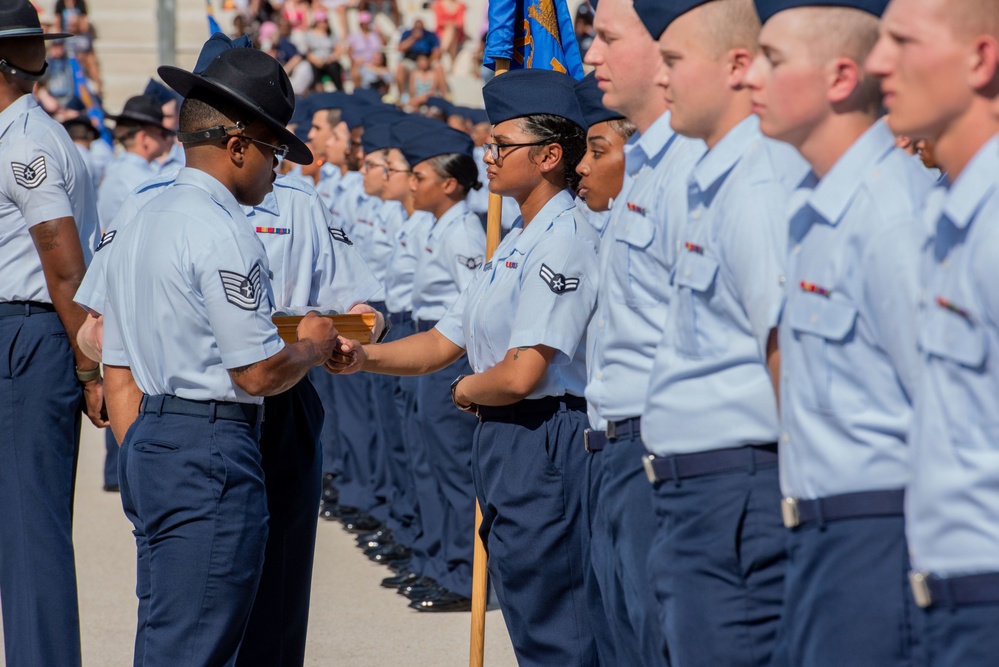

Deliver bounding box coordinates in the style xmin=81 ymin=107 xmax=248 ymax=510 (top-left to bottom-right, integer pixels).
xmin=469 ymin=56 xmax=510 ymax=667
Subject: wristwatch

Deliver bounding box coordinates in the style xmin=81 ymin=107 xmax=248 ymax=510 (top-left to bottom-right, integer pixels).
xmin=75 ymin=365 xmax=101 ymax=383
xmin=450 ymin=374 xmax=476 ymax=413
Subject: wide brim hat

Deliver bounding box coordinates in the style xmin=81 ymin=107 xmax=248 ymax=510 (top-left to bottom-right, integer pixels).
xmin=158 ymin=48 xmax=313 ymax=164
xmin=62 ymin=115 xmax=100 ymax=140
xmin=108 ymin=95 xmax=170 ymax=132
xmin=0 ymin=1 xmax=71 ymax=40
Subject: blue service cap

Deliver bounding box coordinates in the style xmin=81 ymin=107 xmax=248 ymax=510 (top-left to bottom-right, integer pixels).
xmin=144 ymin=79 xmax=181 ymax=107
xmin=293 ymin=122 xmax=311 ymax=143
xmin=307 ymin=91 xmax=353 ymax=114
xmin=193 ymin=32 xmax=253 ymax=75
xmin=362 ymin=122 xmax=398 ymax=153
xmin=353 ymin=87 xmax=384 ymax=105
xmin=466 ymin=107 xmax=489 ymax=125
xmin=425 ymin=96 xmax=454 ymax=117
xmin=290 ymin=95 xmax=313 ymax=137
xmin=361 ymin=105 xmax=407 ymax=130
xmin=631 ymin=0 xmax=708 ymax=39
xmin=575 ymin=72 xmax=623 ymax=128
xmin=753 ymin=0 xmax=887 ymax=23
xmin=482 ymin=69 xmax=586 ymax=130
xmin=392 ymin=116 xmax=474 ymax=167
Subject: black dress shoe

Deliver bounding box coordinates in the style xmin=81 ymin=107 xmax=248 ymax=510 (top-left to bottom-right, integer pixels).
xmin=410 ymin=589 xmax=472 ymax=612
xmin=358 ymin=535 xmax=393 ymax=551
xmin=356 ymin=527 xmax=392 ymax=543
xmin=398 ymin=578 xmax=440 ymax=598
xmin=387 ymin=559 xmax=411 ymax=573
xmin=320 ymin=503 xmax=359 ymax=521
xmin=102 ymin=484 xmax=120 ymax=493
xmin=343 ymin=514 xmax=383 ymax=533
xmin=381 ymin=571 xmax=419 ymax=588
xmin=368 ymin=544 xmax=412 ymax=564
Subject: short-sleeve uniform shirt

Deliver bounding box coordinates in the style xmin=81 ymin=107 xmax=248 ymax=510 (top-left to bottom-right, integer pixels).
xmin=412 ymin=199 xmax=486 ymax=323
xmin=385 ymin=209 xmax=435 ymax=314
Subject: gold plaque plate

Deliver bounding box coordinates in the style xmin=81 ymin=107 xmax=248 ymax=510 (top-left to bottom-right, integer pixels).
xmin=272 ymin=313 xmax=376 ymax=345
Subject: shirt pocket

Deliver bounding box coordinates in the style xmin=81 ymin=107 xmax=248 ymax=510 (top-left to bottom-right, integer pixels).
xmin=672 ymin=251 xmax=721 ymax=358
xmin=613 ymin=212 xmax=662 ymax=308
xmin=919 ymin=305 xmax=987 ymax=369
xmin=787 ymin=294 xmax=859 ymax=412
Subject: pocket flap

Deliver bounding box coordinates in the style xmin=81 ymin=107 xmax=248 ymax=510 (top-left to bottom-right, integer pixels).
xmin=674 ymin=251 xmax=719 ymax=293
xmin=920 ymin=305 xmax=987 ymax=369
xmin=618 ymin=210 xmax=655 ymax=250
xmin=788 ymin=293 xmax=858 ymax=341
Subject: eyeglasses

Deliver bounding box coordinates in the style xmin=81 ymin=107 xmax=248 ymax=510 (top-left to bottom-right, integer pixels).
xmin=483 ymin=140 xmax=549 ymax=162
xmin=385 ymin=166 xmax=411 ymax=176
xmin=362 ymin=159 xmax=388 ymax=172
xmin=241 ymin=135 xmax=290 ymax=159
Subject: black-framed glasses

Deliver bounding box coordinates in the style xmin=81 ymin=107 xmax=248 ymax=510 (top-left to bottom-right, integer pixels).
xmin=242 ymin=135 xmax=289 ymax=159
xmin=362 ymin=159 xmax=388 ymax=173
xmin=176 ymin=121 xmax=288 ymax=159
xmin=483 ymin=140 xmax=548 ymax=161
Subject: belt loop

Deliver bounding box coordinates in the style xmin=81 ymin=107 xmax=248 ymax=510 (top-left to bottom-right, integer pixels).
xmin=23 ymin=302 xmax=30 ymax=317
xmin=156 ymin=396 xmax=164 ymax=416
xmin=668 ymin=456 xmax=681 ymax=488
xmin=815 ymin=497 xmax=827 ymax=530
xmin=748 ymin=446 xmax=757 ymax=475
xmin=208 ymin=401 xmax=217 ymax=424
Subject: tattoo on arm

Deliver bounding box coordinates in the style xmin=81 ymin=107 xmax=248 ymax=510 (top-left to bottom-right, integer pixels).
xmin=512 ymin=346 xmax=530 ymax=361
xmin=230 ymin=362 xmax=258 ymax=377
xmin=34 ymin=220 xmax=61 ymax=252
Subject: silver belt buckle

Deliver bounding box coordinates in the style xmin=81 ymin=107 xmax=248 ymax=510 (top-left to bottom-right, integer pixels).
xmin=781 ymin=497 xmax=801 ymax=529
xmin=642 ymin=455 xmax=658 ymax=484
xmin=909 ymin=571 xmax=933 ymax=608
xmin=583 ymin=429 xmax=595 ymax=453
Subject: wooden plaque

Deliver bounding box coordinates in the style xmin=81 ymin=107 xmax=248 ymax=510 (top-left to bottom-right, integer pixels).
xmin=272 ymin=313 xmax=377 ymax=345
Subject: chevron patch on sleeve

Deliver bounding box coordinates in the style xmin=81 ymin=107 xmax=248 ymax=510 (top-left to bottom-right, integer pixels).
xmin=539 ymin=263 xmax=580 ymax=294
xmin=329 ymin=227 xmax=353 ymax=245
xmin=96 ymin=230 xmax=116 ymax=251
xmin=11 ymin=156 xmax=47 ymax=189
xmin=218 ymin=264 xmax=263 ymax=311
xmin=457 ymin=254 xmax=484 ymax=270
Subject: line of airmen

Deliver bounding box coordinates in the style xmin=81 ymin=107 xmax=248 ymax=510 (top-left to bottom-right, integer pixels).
xmin=2 ymin=0 xmax=999 ymax=665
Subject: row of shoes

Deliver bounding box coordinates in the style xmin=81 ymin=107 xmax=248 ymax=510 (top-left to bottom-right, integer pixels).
xmin=319 ymin=474 xmax=473 ymax=612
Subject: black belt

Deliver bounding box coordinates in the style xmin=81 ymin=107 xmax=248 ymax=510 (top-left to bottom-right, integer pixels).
xmin=642 ymin=443 xmax=778 ymax=484
xmin=477 ymin=395 xmax=586 ymax=424
xmin=584 ymin=416 xmax=641 ymax=453
xmin=140 ymin=394 xmax=264 ymax=425
xmin=781 ymin=489 xmax=904 ymax=529
xmin=388 ymin=311 xmax=411 ymax=325
xmin=910 ymin=571 xmax=999 ymax=609
xmin=415 ymin=319 xmax=438 ymax=333
xmin=0 ymin=301 xmax=56 ymax=317
xmin=368 ymin=300 xmax=387 ymax=314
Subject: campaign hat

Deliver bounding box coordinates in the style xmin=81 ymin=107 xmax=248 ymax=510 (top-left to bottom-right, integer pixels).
xmin=0 ymin=0 xmax=71 ymax=39
xmin=108 ymin=95 xmax=170 ymax=132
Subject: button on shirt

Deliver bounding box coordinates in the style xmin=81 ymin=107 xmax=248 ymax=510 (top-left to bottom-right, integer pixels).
xmin=99 ymin=168 xmax=284 ymax=404
xmin=642 ymin=115 xmax=808 ymax=455
xmin=97 ymin=152 xmax=160 ymax=227
xmin=585 ymin=111 xmax=705 ymax=428
xmin=436 ymin=190 xmax=599 ymax=399
xmin=412 ymin=200 xmax=486 ymax=322
xmin=0 ymin=94 xmax=100 ymax=303
xmin=385 ymin=209 xmax=434 ymax=314
xmin=907 ymin=134 xmax=999 ymax=577
xmin=779 ymin=120 xmax=931 ymax=500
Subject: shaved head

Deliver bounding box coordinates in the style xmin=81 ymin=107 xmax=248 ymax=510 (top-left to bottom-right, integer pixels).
xmin=699 ymin=0 xmax=762 ymax=56
xmin=947 ymin=0 xmax=999 ymax=40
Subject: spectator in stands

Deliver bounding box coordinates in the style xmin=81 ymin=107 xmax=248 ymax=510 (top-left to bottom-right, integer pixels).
xmin=396 ymin=18 xmax=441 ymax=99
xmin=347 ymin=11 xmax=384 ymax=88
xmin=432 ymin=0 xmax=465 ymax=71
xmin=357 ymin=49 xmax=393 ymax=98
xmin=408 ymin=53 xmax=446 ymax=110
xmin=305 ymin=10 xmax=344 ymax=91
xmin=574 ymin=3 xmax=595 ymax=59
xmin=53 ymin=0 xmax=87 ymax=33
xmin=260 ymin=16 xmax=314 ymax=94
xmin=64 ymin=12 xmax=100 ymax=95
xmin=40 ymin=38 xmax=75 ymax=107
xmin=282 ymin=0 xmax=311 ymax=31
xmin=358 ymin=0 xmax=401 ymax=29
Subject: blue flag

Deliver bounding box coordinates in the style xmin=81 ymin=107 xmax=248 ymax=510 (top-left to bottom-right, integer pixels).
xmin=68 ymin=57 xmax=113 ymax=146
xmin=483 ymin=0 xmax=585 ymax=80
xmin=206 ymin=0 xmax=223 ymax=35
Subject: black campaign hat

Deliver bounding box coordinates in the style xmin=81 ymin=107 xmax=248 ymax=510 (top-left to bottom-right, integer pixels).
xmin=159 ymin=48 xmax=313 ymax=164
xmin=0 ymin=0 xmax=71 ymax=40
xmin=754 ymin=0 xmax=888 ymax=23
xmin=62 ymin=115 xmax=99 ymax=141
xmin=575 ymin=72 xmax=623 ymax=128
xmin=108 ymin=95 xmax=170 ymax=132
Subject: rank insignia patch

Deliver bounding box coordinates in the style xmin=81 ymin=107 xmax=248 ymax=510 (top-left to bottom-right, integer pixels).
xmin=539 ymin=263 xmax=579 ymax=294
xmin=96 ymin=229 xmax=116 ymax=251
xmin=458 ymin=254 xmax=484 ymax=270
xmin=329 ymin=227 xmax=352 ymax=245
xmin=219 ymin=264 xmax=263 ymax=311
xmin=483 ymin=261 xmax=493 ymax=272
xmin=11 ymin=156 xmax=47 ymax=189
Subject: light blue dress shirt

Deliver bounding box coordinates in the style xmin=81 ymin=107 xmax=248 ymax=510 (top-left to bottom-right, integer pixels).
xmin=907 ymin=134 xmax=999 ymax=577
xmin=97 ymin=151 xmax=160 ymax=227
xmin=385 ymin=209 xmax=434 ymax=314
xmin=100 ymin=168 xmax=284 ymax=404
xmin=88 ymin=137 xmax=113 ymax=187
xmin=585 ymin=111 xmax=705 ymax=428
xmin=314 ymin=162 xmax=342 ymax=211
xmin=642 ymin=115 xmax=808 ymax=455
xmin=436 ymin=190 xmax=599 ymax=399
xmin=367 ymin=199 xmax=403 ymax=289
xmin=412 ymin=200 xmax=486 ymax=323
xmin=156 ymin=141 xmax=185 ymax=174
xmin=778 ymin=120 xmax=931 ymax=500
xmin=0 ymin=94 xmax=100 ymax=304
xmin=574 ymin=195 xmax=611 ymax=238
xmin=330 ymin=170 xmax=367 ymax=236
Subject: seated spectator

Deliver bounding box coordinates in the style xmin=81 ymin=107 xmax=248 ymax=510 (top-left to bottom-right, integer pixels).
xmin=40 ymin=38 xmax=75 ymax=107
xmin=347 ymin=11 xmax=384 ymax=88
xmin=305 ymin=11 xmax=344 ymax=91
xmin=432 ymin=0 xmax=465 ymax=71
xmin=573 ymin=3 xmax=595 ymax=59
xmin=357 ymin=50 xmax=393 ymax=99
xmin=64 ymin=12 xmax=101 ymax=95
xmin=53 ymin=0 xmax=88 ymax=33
xmin=357 ymin=0 xmax=400 ymax=29
xmin=282 ymin=0 xmax=311 ymax=31
xmin=317 ymin=0 xmax=351 ymax=40
xmin=408 ymin=54 xmax=446 ymax=110
xmin=395 ymin=19 xmax=440 ymax=98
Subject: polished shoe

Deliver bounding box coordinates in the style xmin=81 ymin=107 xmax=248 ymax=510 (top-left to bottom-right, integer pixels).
xmin=321 ymin=474 xmax=339 ymax=504
xmin=102 ymin=483 xmax=120 ymax=493
xmin=410 ymin=589 xmax=472 ymax=612
xmin=399 ymin=578 xmax=440 ymax=599
xmin=356 ymin=527 xmax=392 ymax=544
xmin=358 ymin=535 xmax=393 ymax=551
xmin=381 ymin=570 xmax=419 ymax=588
xmin=343 ymin=513 xmax=383 ymax=533
xmin=368 ymin=544 xmax=412 ymax=564
xmin=387 ymin=559 xmax=411 ymax=573
xmin=319 ymin=503 xmax=358 ymax=522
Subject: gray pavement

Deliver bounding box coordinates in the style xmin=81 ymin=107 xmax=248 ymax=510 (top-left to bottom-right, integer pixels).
xmin=0 ymin=422 xmax=518 ymax=666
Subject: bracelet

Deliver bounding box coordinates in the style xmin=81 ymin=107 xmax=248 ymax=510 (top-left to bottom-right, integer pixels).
xmin=75 ymin=365 xmax=101 ymax=383
xmin=450 ymin=374 xmax=476 ymax=413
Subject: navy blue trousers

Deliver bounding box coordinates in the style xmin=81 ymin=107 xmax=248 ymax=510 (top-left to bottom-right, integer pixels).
xmin=923 ymin=600 xmax=999 ymax=666
xmin=119 ymin=409 xmax=268 ymax=667
xmin=771 ymin=514 xmax=922 ymax=667
xmin=310 ymin=368 xmax=340 ymax=480
xmin=593 ymin=432 xmax=669 ymax=666
xmin=473 ymin=404 xmax=597 ymax=667
xmin=105 ymin=427 xmax=119 ymax=488
xmin=580 ymin=448 xmax=618 ymax=666
xmin=414 ymin=357 xmax=478 ymax=598
xmin=0 ymin=309 xmax=83 ymax=667
xmin=236 ymin=379 xmax=324 ymax=667
xmin=402 ymin=376 xmax=445 ymax=580
xmin=648 ymin=461 xmax=786 ymax=667
xmin=330 ymin=371 xmax=376 ymax=511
